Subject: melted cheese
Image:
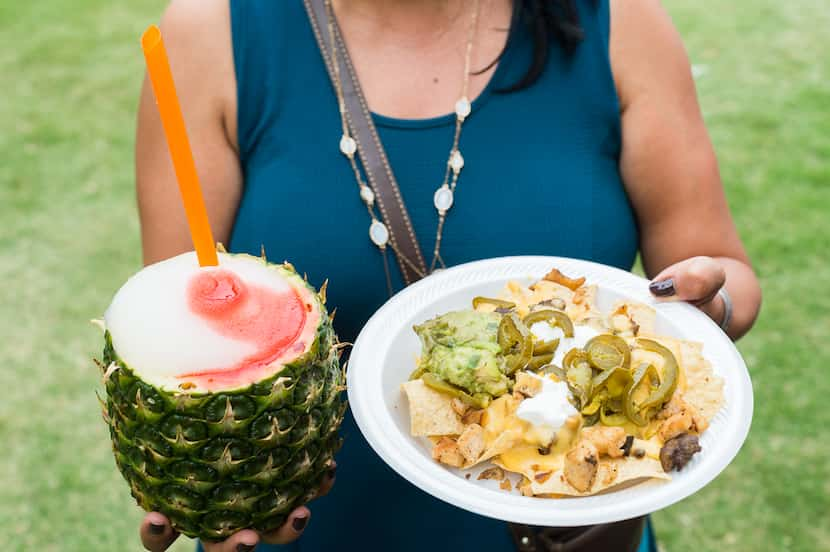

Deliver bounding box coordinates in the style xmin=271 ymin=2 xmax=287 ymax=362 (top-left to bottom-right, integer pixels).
xmin=482 ymin=393 xmax=582 ymax=477
xmin=499 ymin=446 xmax=564 ymax=475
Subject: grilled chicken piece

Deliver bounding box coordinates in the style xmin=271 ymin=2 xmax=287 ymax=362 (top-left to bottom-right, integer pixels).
xmin=658 ymin=394 xmax=709 ymax=433
xmin=457 ymin=424 xmax=485 ymax=464
xmin=564 ymin=440 xmax=599 ymax=492
xmin=514 ymin=372 xmax=543 ymax=398
xmin=450 ymin=398 xmax=469 ymax=417
xmin=657 ymin=394 xmax=686 ymax=419
xmin=461 ymin=408 xmax=484 ymax=425
xmin=580 ymin=426 xmax=627 ymax=459
xmin=658 ymin=410 xmax=694 ymax=442
xmin=432 ymin=437 xmax=465 ymax=468
xmin=690 ymin=410 xmax=709 ymax=433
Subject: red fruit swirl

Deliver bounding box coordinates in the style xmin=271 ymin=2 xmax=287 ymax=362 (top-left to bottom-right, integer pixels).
xmin=179 ymin=269 xmax=307 ymax=387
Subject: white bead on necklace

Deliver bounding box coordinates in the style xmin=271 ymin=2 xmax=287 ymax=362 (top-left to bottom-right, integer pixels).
xmin=326 ymin=0 xmax=481 ymax=276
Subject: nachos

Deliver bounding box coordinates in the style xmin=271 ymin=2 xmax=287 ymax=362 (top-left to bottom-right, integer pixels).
xmin=401 ymin=268 xmax=724 ymax=496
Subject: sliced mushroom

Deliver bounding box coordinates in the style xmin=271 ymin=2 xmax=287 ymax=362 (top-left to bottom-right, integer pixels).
xmin=660 ymin=433 xmax=701 ymax=472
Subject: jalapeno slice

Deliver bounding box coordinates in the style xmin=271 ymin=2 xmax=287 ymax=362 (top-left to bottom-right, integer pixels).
xmin=522 ymin=309 xmax=574 ymax=338
xmin=563 ymin=349 xmax=593 ymax=408
xmin=600 ymin=402 xmax=629 ymax=426
xmin=528 ymin=353 xmax=554 ymax=370
xmin=421 ymin=373 xmax=491 ymax=409
xmin=635 ymin=338 xmax=679 ymax=410
xmin=538 ymin=363 xmax=567 ymax=381
xmin=472 ymin=296 xmax=516 ymax=310
xmin=592 ymin=366 xmax=633 ymax=399
xmin=498 ymin=313 xmax=533 ymax=374
xmin=585 ymin=334 xmax=631 ymax=371
xmin=581 ymin=392 xmax=604 ymax=416
xmin=624 ymin=362 xmax=659 ymax=426
xmin=563 ymin=348 xmax=589 ymax=372
xmin=533 ymin=338 xmax=560 ymax=355
xmin=583 ymin=411 xmax=600 ymax=427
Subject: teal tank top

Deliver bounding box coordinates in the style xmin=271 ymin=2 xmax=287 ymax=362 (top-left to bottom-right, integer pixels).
xmin=222 ymin=1 xmax=644 ymax=550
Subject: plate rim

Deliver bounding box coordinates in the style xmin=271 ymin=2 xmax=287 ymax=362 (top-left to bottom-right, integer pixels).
xmin=347 ymin=256 xmax=754 ymax=526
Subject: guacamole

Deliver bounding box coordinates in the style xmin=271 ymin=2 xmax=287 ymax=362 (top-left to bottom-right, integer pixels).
xmin=414 ymin=311 xmax=509 ymax=397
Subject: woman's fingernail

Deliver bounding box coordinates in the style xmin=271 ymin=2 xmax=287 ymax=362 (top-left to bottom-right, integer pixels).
xmin=149 ymin=523 xmax=165 ymax=535
xmin=327 ymin=465 xmax=337 ymax=479
xmin=292 ymin=515 xmax=308 ymax=532
xmin=236 ymin=544 xmax=255 ymax=552
xmin=649 ymin=278 xmax=676 ymax=297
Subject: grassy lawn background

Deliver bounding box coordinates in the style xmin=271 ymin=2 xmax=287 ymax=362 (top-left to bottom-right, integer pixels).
xmin=1 ymin=1 xmax=827 ymax=550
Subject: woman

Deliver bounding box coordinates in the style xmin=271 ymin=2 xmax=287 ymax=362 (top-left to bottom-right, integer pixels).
xmin=136 ymin=0 xmax=761 ymax=550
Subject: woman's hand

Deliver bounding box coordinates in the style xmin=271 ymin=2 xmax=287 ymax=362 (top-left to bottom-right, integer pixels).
xmin=139 ymin=463 xmax=336 ymax=551
xmin=648 ymin=256 xmax=729 ymax=327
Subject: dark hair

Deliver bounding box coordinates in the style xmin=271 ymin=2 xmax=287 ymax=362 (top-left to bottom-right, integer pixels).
xmin=487 ymin=0 xmax=589 ymax=92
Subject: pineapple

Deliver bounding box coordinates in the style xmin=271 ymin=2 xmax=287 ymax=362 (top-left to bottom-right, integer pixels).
xmin=97 ymin=252 xmax=345 ymax=541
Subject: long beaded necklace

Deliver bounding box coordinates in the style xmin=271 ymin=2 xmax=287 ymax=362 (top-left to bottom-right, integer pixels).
xmin=326 ymin=0 xmax=481 ymax=294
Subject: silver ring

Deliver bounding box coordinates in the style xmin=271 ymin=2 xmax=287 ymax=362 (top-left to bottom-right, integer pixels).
xmin=717 ymin=287 xmax=733 ymax=332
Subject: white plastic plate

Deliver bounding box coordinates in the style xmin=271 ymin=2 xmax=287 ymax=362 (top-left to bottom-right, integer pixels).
xmin=347 ymin=257 xmax=753 ymax=526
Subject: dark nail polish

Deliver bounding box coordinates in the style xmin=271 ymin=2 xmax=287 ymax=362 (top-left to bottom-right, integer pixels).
xmin=327 ymin=465 xmax=337 ymax=479
xmin=149 ymin=523 xmax=165 ymax=535
xmin=649 ymin=278 xmax=676 ymax=297
xmin=292 ymin=515 xmax=308 ymax=532
xmin=236 ymin=544 xmax=255 ymax=552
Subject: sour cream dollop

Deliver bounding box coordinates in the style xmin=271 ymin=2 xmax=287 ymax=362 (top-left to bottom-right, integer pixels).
xmin=530 ymin=322 xmax=601 ymax=367
xmin=515 ymin=373 xmax=578 ymax=433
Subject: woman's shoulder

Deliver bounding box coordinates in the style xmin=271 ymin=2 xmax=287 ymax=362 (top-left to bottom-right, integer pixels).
xmin=609 ymin=0 xmax=696 ymax=111
xmin=160 ymin=0 xmax=231 ymax=53
xmin=156 ymin=0 xmax=237 ymax=143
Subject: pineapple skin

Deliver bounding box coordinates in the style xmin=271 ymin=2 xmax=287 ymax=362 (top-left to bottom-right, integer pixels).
xmin=99 ymin=262 xmax=345 ymax=541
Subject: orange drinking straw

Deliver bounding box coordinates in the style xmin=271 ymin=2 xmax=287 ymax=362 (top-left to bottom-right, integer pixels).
xmin=141 ymin=25 xmax=218 ymax=267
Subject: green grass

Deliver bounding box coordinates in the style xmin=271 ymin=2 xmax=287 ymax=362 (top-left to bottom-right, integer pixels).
xmin=0 ymin=1 xmax=827 ymax=550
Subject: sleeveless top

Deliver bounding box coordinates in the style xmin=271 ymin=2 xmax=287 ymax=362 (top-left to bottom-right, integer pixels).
xmin=220 ymin=1 xmax=641 ymax=550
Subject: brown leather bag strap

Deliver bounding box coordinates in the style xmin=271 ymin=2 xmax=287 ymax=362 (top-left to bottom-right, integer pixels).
xmin=304 ymin=0 xmax=428 ymax=285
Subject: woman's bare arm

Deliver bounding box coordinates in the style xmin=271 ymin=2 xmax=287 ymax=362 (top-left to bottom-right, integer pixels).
xmin=136 ymin=0 xmax=241 ymax=266
xmin=136 ymin=2 xmax=332 ymax=549
xmin=610 ymin=0 xmax=761 ymax=339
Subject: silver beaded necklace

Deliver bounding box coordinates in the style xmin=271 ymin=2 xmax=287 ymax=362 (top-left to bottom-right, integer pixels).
xmin=326 ymin=0 xmax=481 ymax=292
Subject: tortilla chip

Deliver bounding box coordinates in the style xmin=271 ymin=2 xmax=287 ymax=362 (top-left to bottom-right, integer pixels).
xmin=542 ymin=268 xmax=586 ymax=290
xmin=682 ymin=357 xmax=724 ymax=422
xmin=475 ymin=430 xmax=520 ymax=466
xmin=527 ymin=279 xmax=573 ymax=305
xmin=623 ymin=301 xmax=656 ymax=336
xmin=528 ymin=456 xmax=670 ymax=496
xmin=400 ymin=379 xmax=465 ymax=437
xmin=506 ymin=278 xmax=599 ymax=322
xmin=570 ymin=285 xmax=600 ymax=322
